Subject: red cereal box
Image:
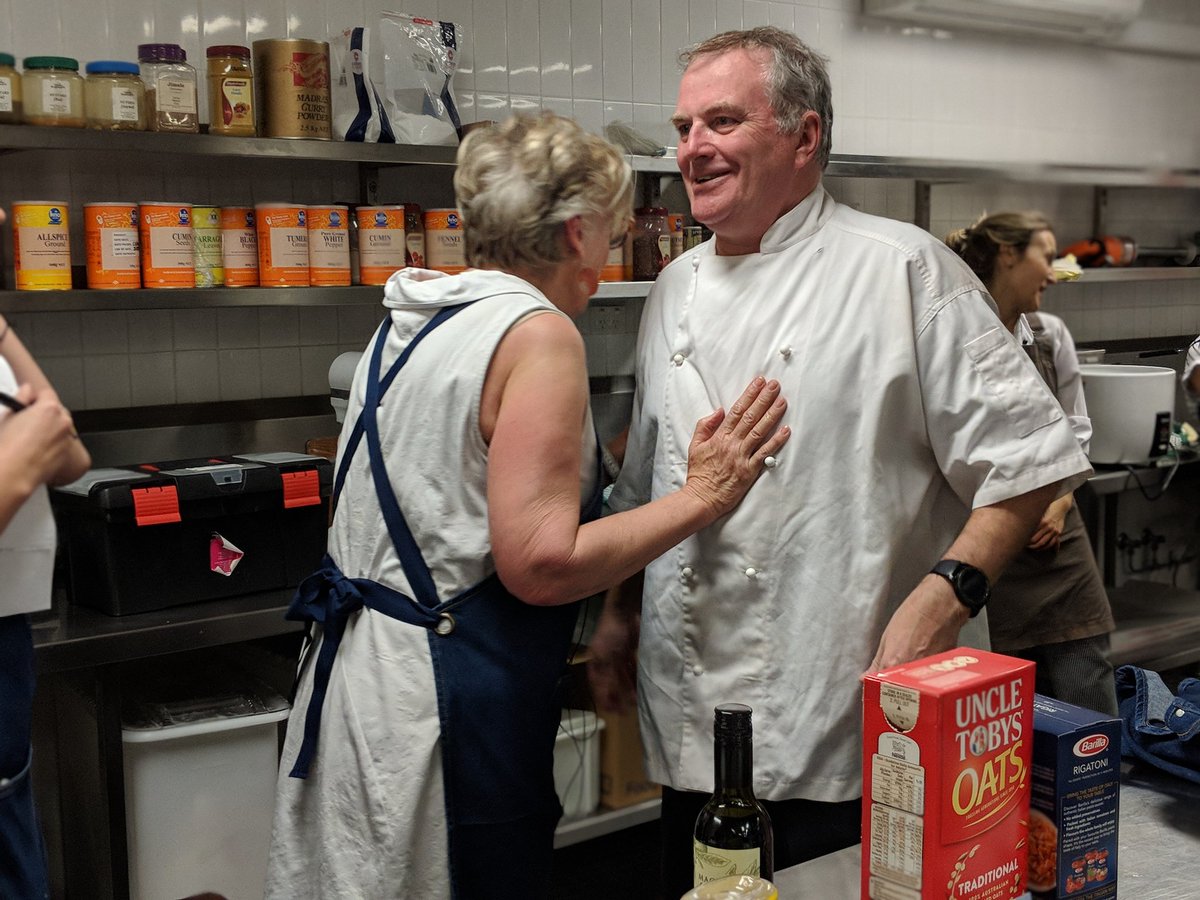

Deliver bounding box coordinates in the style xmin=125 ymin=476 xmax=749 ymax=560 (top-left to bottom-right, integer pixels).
xmin=862 ymin=648 xmax=1035 ymax=900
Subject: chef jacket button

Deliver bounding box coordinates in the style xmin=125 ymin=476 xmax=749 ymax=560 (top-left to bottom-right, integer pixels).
xmin=779 ymin=346 xmax=792 ymax=360
xmin=744 ymin=567 xmax=758 ymax=579
xmin=692 ymin=664 xmax=703 ymax=677
xmin=680 ymin=565 xmax=694 ymax=583
xmin=671 ymin=353 xmax=686 ymax=366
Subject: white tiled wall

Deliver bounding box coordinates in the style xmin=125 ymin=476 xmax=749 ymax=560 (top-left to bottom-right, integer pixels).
xmin=2 ymin=0 xmax=1200 ymax=409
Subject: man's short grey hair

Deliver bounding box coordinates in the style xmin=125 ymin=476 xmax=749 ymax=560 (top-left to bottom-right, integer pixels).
xmin=680 ymin=26 xmax=833 ymax=169
xmin=453 ymin=113 xmax=633 ymax=272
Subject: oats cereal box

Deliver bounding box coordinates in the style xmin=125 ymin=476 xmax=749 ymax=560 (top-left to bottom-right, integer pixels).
xmin=1027 ymin=695 xmax=1119 ymax=899
xmin=862 ymin=648 xmax=1035 ymax=900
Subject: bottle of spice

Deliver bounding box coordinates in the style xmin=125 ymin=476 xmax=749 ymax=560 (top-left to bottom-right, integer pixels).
xmin=632 ymin=207 xmax=670 ymax=280
xmin=22 ymin=56 xmax=85 ymax=127
xmin=0 ymin=54 xmax=22 ymax=124
xmin=137 ymin=43 xmax=199 ymax=133
xmin=84 ymin=61 xmax=146 ymax=131
xmin=404 ymin=203 xmax=425 ymax=267
xmin=206 ymin=45 xmax=255 ymax=137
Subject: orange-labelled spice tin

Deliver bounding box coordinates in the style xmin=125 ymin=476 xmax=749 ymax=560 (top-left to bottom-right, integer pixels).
xmin=84 ymin=202 xmax=140 ymax=289
xmin=256 ymin=203 xmax=310 ymax=287
xmin=139 ymin=202 xmax=195 ymax=288
xmin=220 ymin=206 xmax=258 ymax=287
xmin=355 ymin=205 xmax=405 ymax=286
xmin=307 ymin=204 xmax=350 ymax=286
xmin=12 ymin=201 xmax=72 ymax=290
xmin=423 ymin=208 xmax=466 ymax=275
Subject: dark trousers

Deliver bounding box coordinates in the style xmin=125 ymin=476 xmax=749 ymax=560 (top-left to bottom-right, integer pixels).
xmin=660 ymin=785 xmax=861 ymax=898
xmin=1010 ymin=633 xmax=1119 ymax=717
xmin=0 ymin=614 xmax=49 ymax=899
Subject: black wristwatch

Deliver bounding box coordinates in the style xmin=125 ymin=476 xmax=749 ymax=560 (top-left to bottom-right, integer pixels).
xmin=930 ymin=559 xmax=990 ymax=618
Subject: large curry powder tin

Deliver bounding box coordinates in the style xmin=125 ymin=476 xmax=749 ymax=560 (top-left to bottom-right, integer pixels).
xmin=252 ymin=39 xmax=331 ymax=140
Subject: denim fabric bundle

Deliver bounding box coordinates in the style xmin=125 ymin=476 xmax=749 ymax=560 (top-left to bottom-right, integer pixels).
xmin=1114 ymin=665 xmax=1200 ymax=785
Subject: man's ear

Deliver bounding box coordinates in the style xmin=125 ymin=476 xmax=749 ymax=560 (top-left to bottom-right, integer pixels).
xmin=794 ymin=109 xmax=821 ymax=168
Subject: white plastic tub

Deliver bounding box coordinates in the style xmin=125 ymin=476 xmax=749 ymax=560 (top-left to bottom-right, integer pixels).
xmin=1079 ymin=364 xmax=1175 ymax=464
xmin=120 ymin=664 xmax=289 ymax=900
xmin=554 ymin=709 xmax=606 ymax=820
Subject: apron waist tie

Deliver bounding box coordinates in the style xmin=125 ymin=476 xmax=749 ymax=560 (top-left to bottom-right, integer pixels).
xmin=284 ymin=554 xmax=439 ymax=778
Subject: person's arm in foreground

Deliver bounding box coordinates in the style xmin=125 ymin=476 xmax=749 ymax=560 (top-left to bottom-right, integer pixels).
xmin=868 ymin=481 xmax=1059 ymax=672
xmin=485 ymin=311 xmax=789 ymax=607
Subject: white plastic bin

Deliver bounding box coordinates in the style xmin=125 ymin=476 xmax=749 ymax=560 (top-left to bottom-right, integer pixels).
xmin=119 ymin=659 xmax=290 ymax=900
xmin=554 ymin=709 xmax=605 ymax=819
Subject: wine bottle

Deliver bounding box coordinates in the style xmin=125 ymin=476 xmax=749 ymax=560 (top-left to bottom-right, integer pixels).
xmin=692 ymin=703 xmax=774 ymax=885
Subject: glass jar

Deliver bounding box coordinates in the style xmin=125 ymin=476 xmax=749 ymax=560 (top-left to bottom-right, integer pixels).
xmin=632 ymin=207 xmax=670 ymax=280
xmin=84 ymin=61 xmax=146 ymax=131
xmin=137 ymin=43 xmax=198 ymax=133
xmin=206 ymin=45 xmax=255 ymax=136
xmin=0 ymin=53 xmax=21 ymax=124
xmin=22 ymin=56 xmax=84 ymax=127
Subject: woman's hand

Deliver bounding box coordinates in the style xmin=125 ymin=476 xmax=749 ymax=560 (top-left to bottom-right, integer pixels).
xmin=0 ymin=385 xmax=80 ymax=498
xmin=681 ymin=377 xmax=789 ymax=518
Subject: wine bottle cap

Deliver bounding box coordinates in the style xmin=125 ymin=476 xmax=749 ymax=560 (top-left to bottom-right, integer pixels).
xmin=713 ymin=703 xmax=753 ymax=737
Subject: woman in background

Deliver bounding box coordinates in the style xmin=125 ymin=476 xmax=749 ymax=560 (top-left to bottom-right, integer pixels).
xmin=0 ymin=203 xmax=92 ymax=899
xmin=947 ymin=211 xmax=1118 ymax=715
xmin=266 ymin=113 xmax=790 ymax=899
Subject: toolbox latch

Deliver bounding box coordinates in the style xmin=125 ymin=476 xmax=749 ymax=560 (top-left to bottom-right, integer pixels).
xmin=131 ymin=485 xmax=182 ymax=526
xmin=281 ymin=469 xmax=321 ymax=509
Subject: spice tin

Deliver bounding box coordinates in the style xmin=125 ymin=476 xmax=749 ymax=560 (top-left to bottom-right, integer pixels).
xmin=139 ymin=202 xmax=195 ymax=288
xmin=256 ymin=203 xmax=310 ymax=287
xmin=12 ymin=201 xmax=72 ymax=290
xmin=192 ymin=205 xmax=224 ymax=287
xmin=84 ymin=202 xmax=140 ymax=289
xmin=220 ymin=207 xmax=258 ymax=287
xmin=423 ymin=208 xmax=466 ymax=275
xmin=307 ymin=204 xmax=351 ymax=286
xmin=252 ymin=39 xmax=331 ymax=140
xmin=355 ymin=205 xmax=406 ymax=285
xmin=601 ymin=222 xmax=629 ymax=282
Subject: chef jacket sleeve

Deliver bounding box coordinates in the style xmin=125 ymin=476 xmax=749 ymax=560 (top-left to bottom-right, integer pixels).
xmin=918 ymin=285 xmax=1092 ymax=511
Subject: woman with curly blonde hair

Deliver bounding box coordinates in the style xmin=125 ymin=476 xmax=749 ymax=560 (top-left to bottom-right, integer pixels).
xmin=266 ymin=113 xmax=790 ymax=899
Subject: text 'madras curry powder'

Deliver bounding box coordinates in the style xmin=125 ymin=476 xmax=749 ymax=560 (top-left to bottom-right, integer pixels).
xmin=862 ymin=649 xmax=1035 ymax=900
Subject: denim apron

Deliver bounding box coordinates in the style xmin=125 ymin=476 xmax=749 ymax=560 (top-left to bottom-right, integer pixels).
xmin=286 ymin=303 xmax=601 ymax=898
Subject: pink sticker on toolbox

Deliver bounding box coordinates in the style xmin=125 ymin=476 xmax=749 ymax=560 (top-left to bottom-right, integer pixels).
xmin=210 ymin=533 xmax=245 ymax=576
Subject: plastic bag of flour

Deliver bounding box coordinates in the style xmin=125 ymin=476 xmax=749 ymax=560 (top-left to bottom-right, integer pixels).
xmin=378 ymin=11 xmax=464 ymax=145
xmin=331 ymin=26 xmax=396 ymax=142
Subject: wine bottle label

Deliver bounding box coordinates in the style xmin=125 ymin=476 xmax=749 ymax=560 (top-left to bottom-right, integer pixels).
xmin=693 ymin=840 xmax=761 ymax=883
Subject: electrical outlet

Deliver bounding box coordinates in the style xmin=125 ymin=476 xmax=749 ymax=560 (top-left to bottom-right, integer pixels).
xmin=591 ymin=304 xmax=624 ymax=334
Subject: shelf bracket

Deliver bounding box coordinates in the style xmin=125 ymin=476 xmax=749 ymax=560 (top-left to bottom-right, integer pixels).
xmin=1092 ymin=186 xmax=1109 ymax=238
xmin=359 ymin=163 xmax=381 ymax=206
xmin=913 ymin=180 xmax=932 ymax=233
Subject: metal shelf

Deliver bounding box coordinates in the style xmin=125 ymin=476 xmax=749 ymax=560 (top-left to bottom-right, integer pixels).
xmin=0 ymin=124 xmax=458 ymax=166
xmin=630 ymin=151 xmax=1200 ymax=188
xmin=553 ymin=797 xmax=661 ymax=849
xmin=0 ymin=285 xmax=384 ymax=312
xmin=1074 ymin=267 xmax=1200 ymax=283
xmin=594 ymin=281 xmax=653 ymax=300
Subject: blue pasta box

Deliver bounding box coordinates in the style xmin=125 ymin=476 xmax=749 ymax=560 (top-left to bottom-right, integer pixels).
xmin=51 ymin=452 xmax=331 ymax=616
xmin=1028 ymin=695 xmax=1120 ymax=899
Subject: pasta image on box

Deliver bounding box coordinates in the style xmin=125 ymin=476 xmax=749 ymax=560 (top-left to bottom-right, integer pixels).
xmin=862 ymin=648 xmax=1035 ymax=900
xmin=1028 ymin=695 xmax=1120 ymax=899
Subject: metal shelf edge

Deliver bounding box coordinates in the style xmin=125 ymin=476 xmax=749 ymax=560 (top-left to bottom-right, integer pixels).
xmin=0 ymin=286 xmax=385 ymax=311
xmin=553 ymin=797 xmax=662 ymax=848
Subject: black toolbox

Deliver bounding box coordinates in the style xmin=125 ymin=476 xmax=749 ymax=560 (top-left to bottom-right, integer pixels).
xmin=51 ymin=452 xmax=332 ymax=615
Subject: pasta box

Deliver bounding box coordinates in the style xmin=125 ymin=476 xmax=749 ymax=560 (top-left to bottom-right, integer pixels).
xmin=51 ymin=452 xmax=331 ymax=615
xmin=862 ymin=648 xmax=1035 ymax=900
xmin=1027 ymin=695 xmax=1120 ymax=899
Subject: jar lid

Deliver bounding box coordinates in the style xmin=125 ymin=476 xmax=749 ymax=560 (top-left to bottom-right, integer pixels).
xmin=0 ymin=53 xmax=15 ymax=67
xmin=23 ymin=55 xmax=79 ymax=71
xmin=636 ymin=207 xmax=668 ymax=216
xmin=206 ymin=44 xmax=251 ymax=59
xmin=137 ymin=43 xmax=186 ymax=63
xmin=85 ymin=60 xmax=140 ymax=76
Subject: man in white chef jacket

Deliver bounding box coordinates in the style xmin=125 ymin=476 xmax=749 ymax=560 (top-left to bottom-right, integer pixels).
xmin=591 ymin=26 xmax=1093 ymax=895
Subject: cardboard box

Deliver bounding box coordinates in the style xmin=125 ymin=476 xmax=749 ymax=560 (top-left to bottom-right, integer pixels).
xmin=52 ymin=452 xmax=331 ymax=615
xmin=1028 ymin=696 xmax=1120 ymax=899
xmin=598 ymin=707 xmax=661 ymax=809
xmin=862 ymin=648 xmax=1035 ymax=900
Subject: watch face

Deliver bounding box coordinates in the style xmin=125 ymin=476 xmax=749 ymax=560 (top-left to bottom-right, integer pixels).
xmin=957 ymin=565 xmax=990 ymax=605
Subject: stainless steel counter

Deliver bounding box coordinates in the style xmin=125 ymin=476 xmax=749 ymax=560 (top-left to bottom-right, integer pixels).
xmin=775 ymin=762 xmax=1200 ymax=898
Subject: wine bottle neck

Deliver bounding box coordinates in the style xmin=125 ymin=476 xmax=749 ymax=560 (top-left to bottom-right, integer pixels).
xmin=714 ymin=733 xmax=755 ymax=797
